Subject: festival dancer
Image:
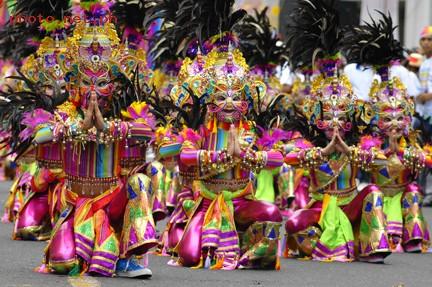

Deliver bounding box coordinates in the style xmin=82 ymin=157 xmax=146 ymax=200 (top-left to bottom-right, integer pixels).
xmin=11 ymin=22 xmax=71 ymax=241
xmin=283 ymin=0 xmax=391 ymax=263
xmin=0 ymin=0 xmax=72 ymax=235
xmin=1 ymin=4 xmax=158 ymax=277
xmin=343 ymin=12 xmax=431 ymax=253
xmin=171 ymin=45 xmax=285 ymax=269
xmin=163 ymin=0 xmax=286 ymax=269
xmin=112 ymin=0 xmax=173 ymax=225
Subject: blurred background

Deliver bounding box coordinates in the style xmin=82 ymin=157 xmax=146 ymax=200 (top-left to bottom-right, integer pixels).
xmin=236 ymin=0 xmax=432 ymax=50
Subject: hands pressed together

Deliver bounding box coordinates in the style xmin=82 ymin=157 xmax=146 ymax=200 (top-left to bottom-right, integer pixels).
xmin=388 ymin=129 xmax=400 ymax=154
xmin=227 ymin=124 xmax=242 ymax=158
xmin=81 ymin=92 xmax=105 ymax=131
xmin=322 ymin=128 xmax=351 ymax=156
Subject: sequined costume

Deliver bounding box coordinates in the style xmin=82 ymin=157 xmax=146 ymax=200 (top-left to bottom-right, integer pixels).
xmin=342 ymin=13 xmax=432 ymax=252
xmin=3 ymin=7 xmax=159 ymax=277
xmin=169 ymin=43 xmax=284 ymax=270
xmin=283 ymin=0 xmax=391 ymax=263
xmin=11 ymin=26 xmax=70 ymax=241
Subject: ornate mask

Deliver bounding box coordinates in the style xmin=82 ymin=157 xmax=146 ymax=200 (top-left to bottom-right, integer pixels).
xmin=370 ymin=67 xmax=414 ymax=138
xmin=66 ymin=23 xmax=121 ymax=116
xmin=302 ymin=60 xmax=355 ymax=139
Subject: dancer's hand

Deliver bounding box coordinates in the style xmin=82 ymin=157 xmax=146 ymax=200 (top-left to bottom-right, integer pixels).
xmin=81 ymin=93 xmax=96 ymax=130
xmin=232 ymin=126 xmax=242 ymax=158
xmin=93 ymin=93 xmax=105 ymax=131
xmin=389 ymin=129 xmax=399 ymax=153
xmin=335 ymin=129 xmax=350 ymax=155
xmin=228 ymin=124 xmax=242 ymax=158
xmin=322 ymin=128 xmax=337 ymax=156
xmin=227 ymin=124 xmax=235 ymax=157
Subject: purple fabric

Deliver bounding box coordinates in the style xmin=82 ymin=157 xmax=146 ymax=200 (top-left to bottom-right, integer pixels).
xmin=168 ymin=223 xmax=185 ymax=250
xmin=92 ymin=251 xmax=118 ymax=262
xmin=15 ymin=192 xmax=49 ymax=229
xmin=294 ymin=177 xmax=310 ymax=209
xmin=49 ymin=216 xmax=76 ymax=264
xmin=90 ymin=258 xmax=115 ymax=270
xmin=75 ymin=233 xmax=94 ymax=249
xmin=177 ymin=198 xmax=282 ymax=266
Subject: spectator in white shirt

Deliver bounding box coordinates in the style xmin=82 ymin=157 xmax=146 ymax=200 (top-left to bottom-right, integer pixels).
xmin=417 ymin=26 xmax=432 ymax=117
xmin=344 ymin=63 xmax=420 ymax=101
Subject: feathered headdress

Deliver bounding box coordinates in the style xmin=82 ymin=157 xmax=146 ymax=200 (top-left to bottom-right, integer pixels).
xmin=186 ymin=0 xmax=247 ymax=53
xmin=144 ymin=0 xmax=189 ymax=70
xmin=237 ymin=7 xmax=288 ymax=72
xmin=286 ymin=0 xmax=342 ymax=73
xmin=342 ymin=11 xmax=404 ymax=69
xmin=343 ymin=12 xmax=413 ymax=136
xmin=111 ymin=0 xmax=155 ymax=49
xmin=286 ymin=0 xmax=364 ymax=145
xmin=0 ymin=0 xmax=71 ymax=64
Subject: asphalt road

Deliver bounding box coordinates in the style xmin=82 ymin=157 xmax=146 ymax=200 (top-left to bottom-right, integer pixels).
xmin=0 ymin=180 xmax=431 ymax=287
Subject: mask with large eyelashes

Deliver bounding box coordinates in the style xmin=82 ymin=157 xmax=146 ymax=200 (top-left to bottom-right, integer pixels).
xmin=315 ymin=111 xmax=352 ymax=132
xmin=377 ymin=108 xmax=411 ymax=136
xmin=208 ymin=89 xmax=248 ymax=123
xmin=78 ymin=69 xmax=113 ymax=115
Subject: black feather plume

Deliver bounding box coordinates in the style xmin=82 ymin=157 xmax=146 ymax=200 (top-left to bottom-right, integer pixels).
xmin=0 ymin=71 xmax=67 ymax=156
xmin=188 ymin=0 xmax=246 ymax=49
xmin=0 ymin=0 xmax=71 ymax=64
xmin=144 ymin=0 xmax=191 ymax=69
xmin=111 ymin=0 xmax=155 ymax=42
xmin=342 ymin=11 xmax=404 ymax=66
xmin=236 ymin=7 xmax=288 ymax=68
xmin=286 ymin=0 xmax=342 ymax=70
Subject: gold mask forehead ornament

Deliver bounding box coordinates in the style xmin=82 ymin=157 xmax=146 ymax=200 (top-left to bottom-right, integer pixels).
xmin=369 ymin=77 xmax=414 ymax=116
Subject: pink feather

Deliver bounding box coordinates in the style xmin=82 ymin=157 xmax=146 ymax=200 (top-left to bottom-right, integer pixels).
xmin=256 ymin=128 xmax=292 ymax=150
xmin=179 ymin=128 xmax=202 ymax=144
xmin=293 ymin=138 xmax=314 ymax=149
xmin=125 ymin=104 xmax=156 ymax=130
xmin=19 ymin=109 xmax=53 ymax=141
xmin=360 ymin=135 xmax=383 ymax=151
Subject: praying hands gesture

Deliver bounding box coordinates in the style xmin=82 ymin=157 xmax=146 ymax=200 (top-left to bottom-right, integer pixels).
xmin=81 ymin=92 xmax=105 ymax=131
xmin=322 ymin=128 xmax=350 ymax=156
xmin=388 ymin=129 xmax=400 ymax=154
xmin=228 ymin=124 xmax=242 ymax=158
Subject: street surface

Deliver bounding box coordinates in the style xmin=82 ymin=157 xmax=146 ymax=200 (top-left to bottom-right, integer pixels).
xmin=0 ymin=180 xmax=431 ymax=287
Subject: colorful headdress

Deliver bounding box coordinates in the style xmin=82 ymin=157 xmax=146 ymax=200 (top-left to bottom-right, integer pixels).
xmin=65 ymin=2 xmax=122 ymax=110
xmin=112 ymin=0 xmax=153 ymax=82
xmin=287 ymin=0 xmax=355 ymax=133
xmin=0 ymin=0 xmax=71 ymax=64
xmin=237 ymin=7 xmax=288 ymax=83
xmin=343 ymin=12 xmax=414 ymax=125
xmin=20 ymin=21 xmax=71 ymax=89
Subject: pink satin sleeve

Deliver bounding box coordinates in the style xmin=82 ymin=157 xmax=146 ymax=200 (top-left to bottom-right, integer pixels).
xmin=180 ymin=148 xmax=221 ymax=167
xmin=180 ymin=148 xmax=200 ymax=166
xmin=263 ymin=150 xmax=284 ymax=168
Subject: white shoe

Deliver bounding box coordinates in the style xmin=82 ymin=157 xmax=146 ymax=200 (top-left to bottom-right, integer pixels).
xmin=116 ymin=258 xmax=152 ymax=278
